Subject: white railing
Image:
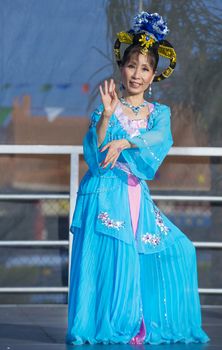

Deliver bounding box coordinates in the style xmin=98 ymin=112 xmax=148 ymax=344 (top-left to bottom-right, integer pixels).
xmin=0 ymin=145 xmax=222 ymax=296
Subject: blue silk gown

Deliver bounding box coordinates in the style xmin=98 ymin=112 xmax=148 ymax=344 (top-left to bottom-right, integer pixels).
xmin=66 ymin=101 xmax=210 ymax=345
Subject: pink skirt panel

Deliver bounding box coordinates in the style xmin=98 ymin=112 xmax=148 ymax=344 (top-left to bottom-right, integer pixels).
xmin=127 ymin=174 xmax=146 ymax=344
xmin=127 ymin=174 xmax=141 ymax=236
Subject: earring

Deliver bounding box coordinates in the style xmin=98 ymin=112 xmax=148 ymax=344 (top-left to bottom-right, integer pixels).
xmin=148 ymin=84 xmax=152 ymax=97
xmin=119 ymin=82 xmax=125 ymax=91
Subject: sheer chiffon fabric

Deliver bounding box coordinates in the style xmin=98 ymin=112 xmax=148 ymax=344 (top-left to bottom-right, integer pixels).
xmin=127 ymin=173 xmax=209 ymax=345
xmin=66 ymin=173 xmax=209 ymax=345
xmin=127 ymin=174 xmax=146 ymax=345
xmin=66 ymin=104 xmax=210 ymax=345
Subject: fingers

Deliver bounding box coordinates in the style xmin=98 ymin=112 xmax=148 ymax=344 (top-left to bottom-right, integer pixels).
xmin=100 ymin=140 xmax=122 ymax=155
xmin=111 ymin=157 xmax=118 ymax=169
xmin=99 ymin=141 xmax=123 ymax=168
xmin=108 ymin=79 xmax=113 ymax=94
xmin=99 ymin=84 xmax=104 ymax=98
xmin=100 ymin=147 xmax=120 ymax=168
xmin=110 ymin=80 xmax=117 ymax=97
xmin=99 ymin=79 xmax=108 ymax=98
xmin=111 ymin=81 xmax=118 ymax=103
xmin=111 ymin=91 xmax=119 ymax=109
xmin=100 ymin=79 xmax=116 ymax=96
xmin=100 ymin=153 xmax=114 ymax=167
xmin=99 ymin=142 xmax=111 ymax=152
xmin=101 ymin=153 xmax=118 ymax=168
xmin=113 ymin=87 xmax=118 ymax=99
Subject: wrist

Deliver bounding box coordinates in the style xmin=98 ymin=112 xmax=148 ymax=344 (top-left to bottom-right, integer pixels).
xmin=122 ymin=139 xmax=131 ymax=149
xmin=102 ymin=110 xmax=112 ymax=119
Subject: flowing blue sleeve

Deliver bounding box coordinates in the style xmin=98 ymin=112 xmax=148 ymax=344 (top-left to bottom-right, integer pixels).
xmin=83 ymin=104 xmax=112 ymax=176
xmin=121 ymin=104 xmax=173 ymax=180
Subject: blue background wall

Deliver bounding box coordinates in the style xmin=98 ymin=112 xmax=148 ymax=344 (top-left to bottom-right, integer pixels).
xmin=0 ymin=0 xmax=110 ymax=116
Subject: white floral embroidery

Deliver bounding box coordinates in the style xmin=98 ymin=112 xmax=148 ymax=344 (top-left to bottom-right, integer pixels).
xmin=154 ymin=207 xmax=170 ymax=235
xmin=142 ymin=233 xmax=161 ymax=246
xmin=141 ymin=206 xmax=171 ymax=246
xmin=98 ymin=212 xmax=125 ymax=230
xmin=117 ymin=114 xmax=141 ymax=137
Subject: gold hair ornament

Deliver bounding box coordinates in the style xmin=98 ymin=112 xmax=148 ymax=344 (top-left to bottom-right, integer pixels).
xmin=114 ymin=31 xmax=177 ymax=82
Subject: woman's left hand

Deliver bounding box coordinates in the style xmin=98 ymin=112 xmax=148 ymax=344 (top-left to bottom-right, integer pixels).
xmin=99 ymin=139 xmax=131 ymax=169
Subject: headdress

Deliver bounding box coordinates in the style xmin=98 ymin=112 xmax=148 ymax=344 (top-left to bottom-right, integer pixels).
xmin=114 ymin=12 xmax=176 ymax=82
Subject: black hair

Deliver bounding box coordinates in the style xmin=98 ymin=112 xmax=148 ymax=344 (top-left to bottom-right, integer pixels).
xmin=120 ymin=42 xmax=159 ymax=72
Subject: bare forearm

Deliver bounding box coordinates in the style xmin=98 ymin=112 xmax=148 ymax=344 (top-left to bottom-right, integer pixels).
xmin=122 ymin=140 xmax=137 ymax=149
xmin=128 ymin=141 xmax=137 ymax=148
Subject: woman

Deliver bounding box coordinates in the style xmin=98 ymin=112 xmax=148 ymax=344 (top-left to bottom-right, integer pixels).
xmin=66 ymin=12 xmax=210 ymax=345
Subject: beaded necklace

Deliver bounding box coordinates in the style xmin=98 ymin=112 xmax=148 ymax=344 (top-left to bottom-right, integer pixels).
xmin=119 ymin=97 xmax=148 ymax=116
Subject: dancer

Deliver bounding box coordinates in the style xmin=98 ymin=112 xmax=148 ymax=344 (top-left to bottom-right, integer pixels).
xmin=66 ymin=11 xmax=210 ymax=345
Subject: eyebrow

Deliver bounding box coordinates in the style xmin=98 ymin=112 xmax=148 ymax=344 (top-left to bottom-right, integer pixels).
xmin=128 ymin=60 xmax=150 ymax=68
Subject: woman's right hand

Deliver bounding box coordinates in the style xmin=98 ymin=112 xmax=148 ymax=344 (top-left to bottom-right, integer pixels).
xmin=99 ymin=79 xmax=119 ymax=119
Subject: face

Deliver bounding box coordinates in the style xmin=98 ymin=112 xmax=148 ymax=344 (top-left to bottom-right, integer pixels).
xmin=121 ymin=52 xmax=155 ymax=95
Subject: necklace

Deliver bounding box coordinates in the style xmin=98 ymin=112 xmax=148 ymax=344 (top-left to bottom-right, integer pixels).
xmin=119 ymin=97 xmax=148 ymax=116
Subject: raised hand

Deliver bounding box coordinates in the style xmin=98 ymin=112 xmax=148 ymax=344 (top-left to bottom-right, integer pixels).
xmin=99 ymin=79 xmax=119 ymax=118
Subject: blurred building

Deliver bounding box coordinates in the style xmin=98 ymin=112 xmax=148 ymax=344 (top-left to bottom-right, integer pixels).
xmin=0 ymin=95 xmax=211 ymax=192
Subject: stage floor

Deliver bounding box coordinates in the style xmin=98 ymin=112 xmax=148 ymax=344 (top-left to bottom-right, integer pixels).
xmin=0 ymin=305 xmax=220 ymax=349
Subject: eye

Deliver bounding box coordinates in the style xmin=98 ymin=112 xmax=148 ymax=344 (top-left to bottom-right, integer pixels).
xmin=143 ymin=67 xmax=149 ymax=71
xmin=128 ymin=64 xmax=135 ymax=68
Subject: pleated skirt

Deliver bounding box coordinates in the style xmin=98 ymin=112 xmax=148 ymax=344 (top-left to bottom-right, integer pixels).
xmin=66 ymin=175 xmax=210 ymax=345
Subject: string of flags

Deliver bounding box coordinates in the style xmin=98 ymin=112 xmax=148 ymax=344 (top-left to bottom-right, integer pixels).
xmin=0 ymin=82 xmax=91 ymax=125
xmin=44 ymin=107 xmax=64 ymax=122
xmin=0 ymin=107 xmax=13 ymax=126
xmin=0 ymin=82 xmax=90 ymax=93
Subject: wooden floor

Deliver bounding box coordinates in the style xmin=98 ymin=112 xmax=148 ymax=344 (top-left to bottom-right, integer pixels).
xmin=0 ymin=305 xmax=221 ymax=349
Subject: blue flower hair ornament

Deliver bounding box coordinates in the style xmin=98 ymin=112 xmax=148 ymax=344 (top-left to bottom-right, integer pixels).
xmin=132 ymin=11 xmax=169 ymax=41
xmin=114 ymin=11 xmax=176 ymax=82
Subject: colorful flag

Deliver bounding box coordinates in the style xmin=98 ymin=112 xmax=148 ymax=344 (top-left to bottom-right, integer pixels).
xmin=45 ymin=107 xmax=64 ymax=122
